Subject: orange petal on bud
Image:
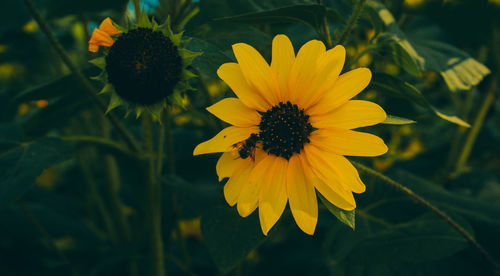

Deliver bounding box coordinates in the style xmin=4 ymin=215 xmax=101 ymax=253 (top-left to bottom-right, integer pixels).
xmin=88 ymin=28 xmax=115 ymax=52
xmin=99 ymin=17 xmax=120 ymax=35
xmin=88 ymin=44 xmax=99 ymax=52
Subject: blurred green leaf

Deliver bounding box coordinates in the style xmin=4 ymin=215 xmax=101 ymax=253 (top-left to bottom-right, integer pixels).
xmin=0 ymin=137 xmax=72 ymax=208
xmin=345 ymin=214 xmax=468 ymax=264
xmin=201 ymin=206 xmax=266 ymax=271
xmin=366 ymin=0 xmax=489 ymax=90
xmin=319 ymin=193 xmax=355 ymax=230
xmin=215 ymin=4 xmax=339 ymax=33
xmin=411 ymin=40 xmax=491 ymax=91
xmin=370 ymin=73 xmax=470 ymax=127
xmin=185 ymin=38 xmax=232 ymax=79
xmin=382 ymin=115 xmax=416 ymax=125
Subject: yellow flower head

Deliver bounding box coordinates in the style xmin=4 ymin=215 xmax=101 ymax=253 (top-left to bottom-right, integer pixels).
xmin=193 ymin=35 xmax=388 ymax=235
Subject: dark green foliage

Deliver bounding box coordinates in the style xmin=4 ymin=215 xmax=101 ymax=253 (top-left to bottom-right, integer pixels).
xmin=0 ymin=0 xmax=499 ymax=275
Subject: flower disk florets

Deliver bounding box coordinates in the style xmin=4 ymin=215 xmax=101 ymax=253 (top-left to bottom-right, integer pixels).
xmin=259 ymin=101 xmax=313 ymax=160
xmin=105 ymin=27 xmax=182 ymax=105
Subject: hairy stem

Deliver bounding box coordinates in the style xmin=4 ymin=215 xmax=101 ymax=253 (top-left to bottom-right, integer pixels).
xmin=143 ymin=113 xmax=165 ymax=276
xmin=353 ymin=161 xmax=500 ymax=271
xmin=336 ymin=0 xmax=367 ymax=45
xmin=23 ymin=0 xmax=140 ymax=153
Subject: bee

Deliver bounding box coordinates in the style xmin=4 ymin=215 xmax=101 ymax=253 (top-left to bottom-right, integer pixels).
xmin=233 ymin=134 xmax=259 ymax=161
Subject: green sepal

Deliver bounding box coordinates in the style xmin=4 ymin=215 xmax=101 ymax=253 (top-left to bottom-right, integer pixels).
xmin=151 ymin=17 xmax=159 ymax=30
xmin=179 ymin=48 xmax=202 ymax=67
xmin=158 ymin=16 xmax=182 ymax=46
xmin=89 ymin=57 xmax=106 ymax=69
xmin=171 ymin=92 xmax=187 ymax=109
xmin=182 ymin=69 xmax=197 ymax=81
xmin=99 ymin=83 xmax=114 ymax=95
xmin=148 ymin=104 xmax=164 ymax=121
xmin=318 ymin=193 xmax=355 ymax=230
xmin=90 ymin=70 xmax=108 ymax=82
xmin=137 ymin=8 xmax=152 ymax=28
xmin=106 ymin=93 xmax=124 ymax=113
xmin=112 ymin=21 xmax=127 ymax=33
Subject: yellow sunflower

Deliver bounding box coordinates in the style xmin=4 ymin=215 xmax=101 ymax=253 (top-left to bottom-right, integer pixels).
xmin=193 ymin=34 xmax=388 ymax=235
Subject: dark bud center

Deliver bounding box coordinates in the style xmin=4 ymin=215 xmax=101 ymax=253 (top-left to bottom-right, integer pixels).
xmin=105 ymin=27 xmax=182 ymax=105
xmin=259 ymin=101 xmax=312 ymax=160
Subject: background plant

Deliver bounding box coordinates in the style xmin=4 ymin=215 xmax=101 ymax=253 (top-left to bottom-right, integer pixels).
xmin=1 ymin=0 xmax=499 ymax=275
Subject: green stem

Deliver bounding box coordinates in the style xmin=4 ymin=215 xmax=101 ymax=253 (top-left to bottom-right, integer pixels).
xmin=132 ymin=0 xmax=141 ymax=20
xmin=352 ymin=161 xmax=500 ymax=271
xmin=77 ymin=150 xmax=118 ymax=243
xmin=23 ymin=0 xmax=140 ymax=153
xmin=335 ymin=0 xmax=367 ymax=45
xmin=157 ymin=110 xmax=166 ymax=175
xmin=454 ymin=81 xmax=497 ymax=174
xmin=165 ymin=109 xmax=176 ymax=175
xmin=20 ymin=202 xmax=78 ymax=276
xmin=317 ymin=0 xmax=333 ymax=48
xmin=143 ymin=113 xmax=165 ymax=276
xmin=99 ymin=116 xmax=138 ymax=276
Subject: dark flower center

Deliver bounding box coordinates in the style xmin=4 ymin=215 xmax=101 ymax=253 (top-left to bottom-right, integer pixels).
xmin=105 ymin=27 xmax=182 ymax=105
xmin=259 ymin=101 xmax=313 ymax=160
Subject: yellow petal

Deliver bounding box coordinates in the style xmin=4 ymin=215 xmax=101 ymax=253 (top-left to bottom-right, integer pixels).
xmin=217 ymin=63 xmax=270 ymax=111
xmin=303 ymin=143 xmax=365 ymax=193
xmin=193 ymin=126 xmax=259 ymax=156
xmin=88 ymin=28 xmax=114 ymax=47
xmin=299 ymin=45 xmax=346 ymax=109
xmin=207 ymin=98 xmax=261 ymax=127
xmin=88 ymin=44 xmax=99 ymax=52
xmin=216 ymin=151 xmax=245 ymax=181
xmin=271 ymin=34 xmax=295 ymax=102
xmin=259 ymin=157 xmax=288 ymax=235
xmin=310 ymin=100 xmax=386 ymax=129
xmin=237 ymin=154 xmax=277 ymax=217
xmin=307 ymin=68 xmax=372 ymax=116
xmin=232 ymin=43 xmax=280 ymax=106
xmin=310 ymin=128 xmax=388 ymax=157
xmin=288 ymin=40 xmax=326 ymax=104
xmin=99 ymin=17 xmax=120 ymax=35
xmin=299 ymin=152 xmax=355 ymax=210
xmin=224 ymin=160 xmax=253 ymax=206
xmin=286 ymin=154 xmax=318 ymax=235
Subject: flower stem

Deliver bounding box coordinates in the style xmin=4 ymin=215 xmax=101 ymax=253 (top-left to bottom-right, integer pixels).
xmin=143 ymin=113 xmax=165 ymax=276
xmin=20 ymin=202 xmax=79 ymax=276
xmin=132 ymin=0 xmax=142 ymax=20
xmin=23 ymin=0 xmax=140 ymax=153
xmin=316 ymin=0 xmax=333 ymax=49
xmin=335 ymin=0 xmax=366 ymax=45
xmin=453 ymin=80 xmax=497 ymax=175
xmin=352 ymin=161 xmax=500 ymax=272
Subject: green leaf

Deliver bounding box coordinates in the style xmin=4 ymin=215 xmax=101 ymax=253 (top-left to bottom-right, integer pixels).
xmin=382 ymin=115 xmax=416 ymax=125
xmin=319 ymin=193 xmax=355 ymax=230
xmin=370 ymin=73 xmax=470 ymax=127
xmin=185 ymin=38 xmax=232 ymax=78
xmin=0 ymin=138 xmax=72 ymax=208
xmin=215 ymin=4 xmax=332 ymax=33
xmin=201 ymin=206 xmax=266 ymax=271
xmin=366 ymin=0 xmax=489 ymax=90
xmin=411 ymin=40 xmax=491 ymax=91
xmin=13 ymin=67 xmax=98 ymax=104
xmin=344 ymin=214 xmax=469 ymax=264
xmin=45 ymin=0 xmax=128 ymax=19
